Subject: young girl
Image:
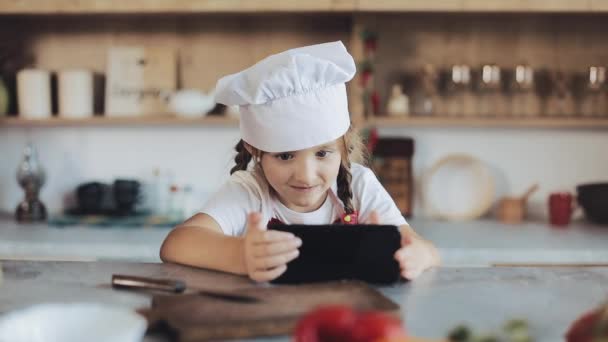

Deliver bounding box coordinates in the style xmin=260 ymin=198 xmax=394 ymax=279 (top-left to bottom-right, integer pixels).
xmin=160 ymin=41 xmax=440 ymax=282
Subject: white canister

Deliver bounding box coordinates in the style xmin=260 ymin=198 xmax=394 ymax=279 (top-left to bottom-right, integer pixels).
xmin=17 ymin=69 xmax=52 ymax=118
xmin=58 ymin=69 xmax=94 ymax=118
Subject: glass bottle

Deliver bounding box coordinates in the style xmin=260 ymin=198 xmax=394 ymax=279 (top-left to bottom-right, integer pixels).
xmin=581 ymin=66 xmax=606 ymax=116
xmin=478 ymin=64 xmax=502 ymax=117
xmin=15 ymin=143 xmax=47 ymax=222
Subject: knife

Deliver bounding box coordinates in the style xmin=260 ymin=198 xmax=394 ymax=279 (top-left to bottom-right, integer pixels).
xmin=111 ymin=274 xmax=260 ymax=303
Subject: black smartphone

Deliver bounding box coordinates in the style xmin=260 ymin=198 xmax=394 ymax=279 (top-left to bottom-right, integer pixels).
xmin=268 ymin=224 xmax=402 ymax=284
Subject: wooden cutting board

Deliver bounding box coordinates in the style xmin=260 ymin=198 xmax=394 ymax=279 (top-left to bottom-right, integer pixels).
xmin=139 ymin=280 xmax=400 ymax=342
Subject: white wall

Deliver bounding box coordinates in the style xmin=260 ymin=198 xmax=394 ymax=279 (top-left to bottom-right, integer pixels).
xmin=1 ymin=125 xmax=241 ymax=214
xmin=1 ymin=125 xmax=607 ymax=219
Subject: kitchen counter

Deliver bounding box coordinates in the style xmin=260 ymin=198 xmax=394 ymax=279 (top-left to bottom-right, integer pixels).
xmin=1 ymin=260 xmax=607 ymax=342
xmin=1 ymin=215 xmax=608 ymax=266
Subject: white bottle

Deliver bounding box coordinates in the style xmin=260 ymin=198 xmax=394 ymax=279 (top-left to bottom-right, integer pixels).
xmin=387 ymin=84 xmax=410 ymax=116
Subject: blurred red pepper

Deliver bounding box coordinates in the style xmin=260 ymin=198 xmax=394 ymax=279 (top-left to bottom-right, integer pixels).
xmin=566 ymin=305 xmax=608 ymax=342
xmin=294 ymin=305 xmax=407 ymax=342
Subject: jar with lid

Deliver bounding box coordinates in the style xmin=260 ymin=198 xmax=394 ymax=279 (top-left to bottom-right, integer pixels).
xmin=445 ymin=64 xmax=473 ymax=116
xmin=413 ymin=64 xmax=440 ymax=116
xmin=477 ymin=64 xmax=503 ymax=116
xmin=545 ymin=70 xmax=575 ymax=116
xmin=510 ymin=63 xmax=539 ymax=117
xmin=581 ymin=66 xmax=606 ymax=117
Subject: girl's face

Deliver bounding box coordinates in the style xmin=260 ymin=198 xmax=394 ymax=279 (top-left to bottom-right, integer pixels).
xmin=260 ymin=140 xmax=342 ymax=213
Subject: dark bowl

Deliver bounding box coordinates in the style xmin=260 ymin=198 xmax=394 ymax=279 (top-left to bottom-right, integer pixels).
xmin=76 ymin=182 xmax=108 ymax=214
xmin=113 ymin=179 xmax=141 ymax=213
xmin=577 ymin=182 xmax=608 ymax=224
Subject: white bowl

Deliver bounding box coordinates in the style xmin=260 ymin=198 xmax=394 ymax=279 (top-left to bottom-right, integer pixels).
xmin=0 ymin=302 xmax=147 ymax=342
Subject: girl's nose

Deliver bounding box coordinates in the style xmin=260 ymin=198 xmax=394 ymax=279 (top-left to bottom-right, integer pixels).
xmin=293 ymin=158 xmax=316 ymax=184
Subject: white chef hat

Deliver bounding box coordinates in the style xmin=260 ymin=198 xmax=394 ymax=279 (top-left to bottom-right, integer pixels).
xmin=214 ymin=41 xmax=356 ymax=153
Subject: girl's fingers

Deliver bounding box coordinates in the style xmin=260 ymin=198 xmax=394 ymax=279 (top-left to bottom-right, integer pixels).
xmin=402 ymin=267 xmax=423 ymax=280
xmin=369 ymin=210 xmax=380 ymax=224
xmin=252 ymin=239 xmax=302 ymax=257
xmin=254 ymin=249 xmax=299 ymax=270
xmin=394 ymin=246 xmax=414 ymax=261
xmin=251 ymin=265 xmax=288 ymax=282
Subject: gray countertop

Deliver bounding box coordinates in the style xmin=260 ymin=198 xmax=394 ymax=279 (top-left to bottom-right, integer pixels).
xmin=1 ymin=216 xmax=608 ymax=266
xmin=1 ymin=260 xmax=607 ymax=342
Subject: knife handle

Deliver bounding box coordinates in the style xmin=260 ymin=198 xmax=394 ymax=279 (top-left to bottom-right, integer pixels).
xmin=112 ymin=274 xmax=186 ymax=293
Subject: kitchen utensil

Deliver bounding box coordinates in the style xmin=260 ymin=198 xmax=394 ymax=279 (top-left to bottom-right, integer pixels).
xmin=139 ymin=280 xmax=399 ymax=341
xmin=423 ymin=154 xmax=495 ymax=221
xmin=111 ymin=274 xmax=260 ymax=303
xmin=548 ymin=192 xmax=574 ymax=227
xmin=576 ymin=182 xmax=608 ymax=224
xmin=496 ymin=183 xmax=539 ymax=224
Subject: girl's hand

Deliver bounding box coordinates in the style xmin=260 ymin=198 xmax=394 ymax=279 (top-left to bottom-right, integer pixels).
xmin=369 ymin=211 xmax=440 ymax=280
xmin=243 ymin=212 xmax=302 ymax=282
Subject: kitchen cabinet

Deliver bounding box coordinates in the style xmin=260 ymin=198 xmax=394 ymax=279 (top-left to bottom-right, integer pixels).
xmin=1 ymin=2 xmax=607 ymax=128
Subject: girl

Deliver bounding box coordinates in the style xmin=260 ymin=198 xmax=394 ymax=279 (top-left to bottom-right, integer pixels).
xmin=160 ymin=41 xmax=440 ymax=282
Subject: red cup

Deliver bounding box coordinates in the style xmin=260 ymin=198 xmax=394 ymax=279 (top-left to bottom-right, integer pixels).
xmin=549 ymin=192 xmax=573 ymax=227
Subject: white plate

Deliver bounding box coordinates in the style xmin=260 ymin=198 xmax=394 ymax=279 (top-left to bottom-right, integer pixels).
xmin=0 ymin=302 xmax=147 ymax=342
xmin=423 ymin=154 xmax=495 ymax=221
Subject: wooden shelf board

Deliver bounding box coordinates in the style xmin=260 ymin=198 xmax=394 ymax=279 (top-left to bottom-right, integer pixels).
xmin=367 ymin=116 xmax=608 ymax=128
xmin=0 ymin=115 xmax=239 ymax=127
xmin=3 ymin=115 xmax=608 ymax=129
xmin=0 ymin=0 xmax=356 ymax=14
xmin=0 ymin=0 xmax=603 ymax=14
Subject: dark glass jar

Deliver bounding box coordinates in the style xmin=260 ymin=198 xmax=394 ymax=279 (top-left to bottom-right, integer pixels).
xmin=371 ymin=137 xmax=415 ymax=217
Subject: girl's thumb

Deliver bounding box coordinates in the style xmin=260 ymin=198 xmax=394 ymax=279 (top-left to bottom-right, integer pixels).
xmin=247 ymin=212 xmax=266 ymax=231
xmin=369 ymin=210 xmax=380 ymax=225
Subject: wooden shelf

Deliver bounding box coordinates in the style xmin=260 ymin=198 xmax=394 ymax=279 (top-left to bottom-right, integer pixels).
xmin=3 ymin=115 xmax=608 ymax=129
xmin=0 ymin=0 xmax=356 ymax=14
xmin=367 ymin=116 xmax=608 ymax=129
xmin=0 ymin=0 xmax=604 ymax=14
xmin=0 ymin=115 xmax=239 ymax=127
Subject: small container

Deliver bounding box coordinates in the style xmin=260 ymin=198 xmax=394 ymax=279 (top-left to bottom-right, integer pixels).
xmin=445 ymin=64 xmax=472 ymax=116
xmin=371 ymin=138 xmax=415 ymax=217
xmin=496 ymin=184 xmax=538 ymax=224
xmin=548 ymin=192 xmax=574 ymax=227
xmin=58 ymin=69 xmax=94 ymax=118
xmin=478 ymin=64 xmax=502 ymax=116
xmin=17 ymin=69 xmax=51 ymax=118
xmin=581 ymin=66 xmax=607 ymax=117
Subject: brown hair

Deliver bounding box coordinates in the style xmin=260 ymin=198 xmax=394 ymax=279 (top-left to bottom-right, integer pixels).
xmin=230 ymin=126 xmax=367 ymax=214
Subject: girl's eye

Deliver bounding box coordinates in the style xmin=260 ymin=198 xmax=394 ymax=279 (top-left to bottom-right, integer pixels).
xmin=276 ymin=153 xmax=293 ymax=161
xmin=316 ymin=150 xmax=329 ymax=158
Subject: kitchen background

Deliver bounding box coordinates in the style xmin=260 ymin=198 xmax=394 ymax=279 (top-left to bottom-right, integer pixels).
xmin=1 ymin=3 xmax=607 ymax=224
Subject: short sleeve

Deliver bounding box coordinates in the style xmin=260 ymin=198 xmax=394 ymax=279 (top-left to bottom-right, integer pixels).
xmin=351 ymin=164 xmax=408 ymax=227
xmin=200 ymin=172 xmax=263 ymax=236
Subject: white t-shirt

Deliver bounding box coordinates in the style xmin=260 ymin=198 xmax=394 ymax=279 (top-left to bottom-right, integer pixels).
xmin=202 ymin=163 xmax=408 ymax=236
